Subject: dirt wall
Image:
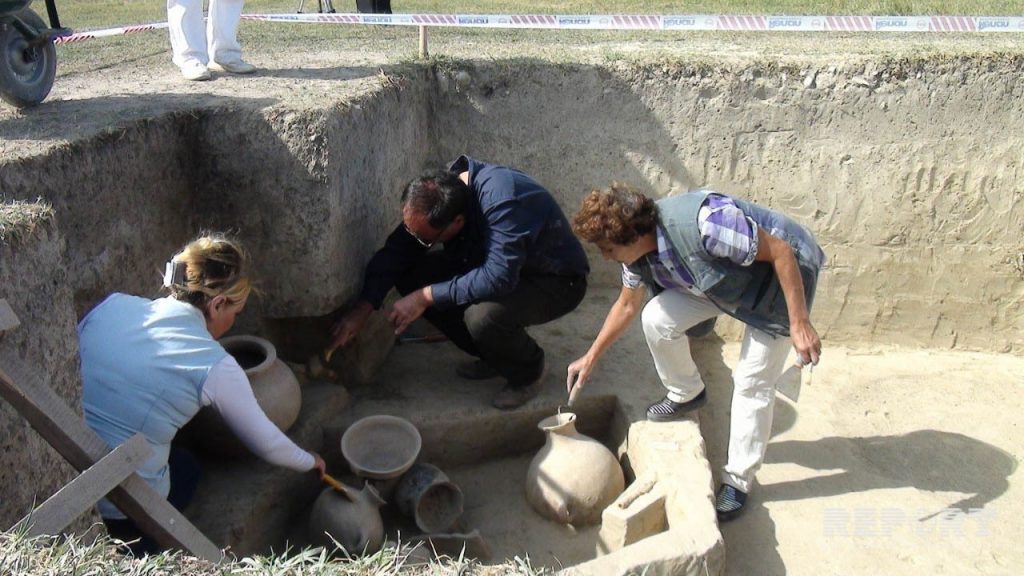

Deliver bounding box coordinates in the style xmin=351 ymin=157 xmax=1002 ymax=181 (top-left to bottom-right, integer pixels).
xmin=430 ymin=58 xmax=1024 ymax=353
xmin=0 ymin=73 xmax=434 ymax=530
xmin=0 ymin=223 xmax=86 ymax=531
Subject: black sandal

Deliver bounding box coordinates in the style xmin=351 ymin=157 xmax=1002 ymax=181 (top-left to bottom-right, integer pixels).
xmin=646 ymin=390 xmax=707 ymax=422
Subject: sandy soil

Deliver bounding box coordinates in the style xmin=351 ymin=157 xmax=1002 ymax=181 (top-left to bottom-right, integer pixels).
xmin=694 ymin=338 xmax=1023 ymax=575
xmin=352 ymin=289 xmax=1024 ymax=574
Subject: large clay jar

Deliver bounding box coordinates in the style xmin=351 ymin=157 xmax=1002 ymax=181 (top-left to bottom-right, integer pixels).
xmin=525 ymin=412 xmax=625 ymax=526
xmin=308 ymin=482 xmax=386 ymax=555
xmin=187 ymin=335 xmax=302 ymax=456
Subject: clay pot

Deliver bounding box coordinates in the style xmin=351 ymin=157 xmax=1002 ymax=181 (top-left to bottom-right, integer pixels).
xmin=341 ymin=415 xmax=421 ymax=479
xmin=186 ymin=335 xmax=302 ymax=456
xmin=308 ymin=482 xmax=386 ymax=555
xmin=394 ymin=462 xmax=464 ymax=533
xmin=525 ymin=412 xmax=625 ymax=526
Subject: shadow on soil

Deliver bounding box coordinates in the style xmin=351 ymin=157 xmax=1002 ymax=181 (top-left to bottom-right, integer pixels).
xmin=764 ymin=430 xmax=1016 ymax=513
xmin=696 ymin=333 xmax=1015 ymax=576
xmin=0 ymin=94 xmax=278 ymax=142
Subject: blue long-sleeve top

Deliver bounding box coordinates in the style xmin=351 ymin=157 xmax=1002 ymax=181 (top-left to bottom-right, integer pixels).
xmin=358 ymin=155 xmax=590 ymax=310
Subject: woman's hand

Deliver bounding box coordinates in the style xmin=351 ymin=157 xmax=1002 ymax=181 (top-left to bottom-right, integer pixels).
xmin=790 ymin=318 xmax=821 ymax=367
xmin=310 ymin=452 xmax=327 ymax=478
xmin=566 ymin=355 xmax=596 ymax=405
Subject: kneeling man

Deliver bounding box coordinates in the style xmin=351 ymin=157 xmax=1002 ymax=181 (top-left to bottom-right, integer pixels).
xmin=331 ymin=156 xmax=590 ymax=409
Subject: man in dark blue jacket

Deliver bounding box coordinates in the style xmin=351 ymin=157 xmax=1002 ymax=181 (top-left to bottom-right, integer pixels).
xmin=330 ymin=156 xmax=590 ymax=409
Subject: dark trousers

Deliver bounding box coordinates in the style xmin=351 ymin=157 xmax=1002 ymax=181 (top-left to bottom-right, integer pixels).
xmin=103 ymin=446 xmax=201 ymax=556
xmin=396 ymin=252 xmax=587 ymax=386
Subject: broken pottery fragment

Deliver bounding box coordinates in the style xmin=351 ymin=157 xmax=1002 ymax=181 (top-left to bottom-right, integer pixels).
xmin=525 ymin=412 xmax=625 ymax=526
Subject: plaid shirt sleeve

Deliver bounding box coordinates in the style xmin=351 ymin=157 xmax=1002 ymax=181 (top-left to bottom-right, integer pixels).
xmin=621 ymin=263 xmax=643 ymax=288
xmin=698 ymin=194 xmax=758 ymax=266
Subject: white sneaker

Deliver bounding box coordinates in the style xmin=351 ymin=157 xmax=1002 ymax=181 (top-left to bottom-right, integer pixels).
xmin=209 ymin=59 xmax=257 ymax=74
xmin=180 ymin=61 xmax=211 ymax=81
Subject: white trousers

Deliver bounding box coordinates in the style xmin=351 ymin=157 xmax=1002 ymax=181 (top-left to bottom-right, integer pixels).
xmin=167 ymin=0 xmax=244 ymax=67
xmin=641 ymin=289 xmax=791 ymax=493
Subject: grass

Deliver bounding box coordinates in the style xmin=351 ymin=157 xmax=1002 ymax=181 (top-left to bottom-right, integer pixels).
xmin=38 ymin=0 xmax=1024 ymax=78
xmin=50 ymin=1 xmax=1024 ymax=30
xmin=0 ymin=526 xmax=553 ymax=575
xmin=0 ymin=198 xmax=54 ymax=244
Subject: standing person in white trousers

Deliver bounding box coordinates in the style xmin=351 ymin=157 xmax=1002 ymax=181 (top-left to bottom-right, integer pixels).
xmin=566 ymin=184 xmax=825 ymax=521
xmin=168 ymin=0 xmax=257 ymax=81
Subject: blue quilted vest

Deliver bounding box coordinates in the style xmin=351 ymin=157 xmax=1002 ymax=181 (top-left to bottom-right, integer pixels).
xmin=641 ymin=191 xmax=826 ymax=337
xmin=79 ymin=294 xmax=226 ymax=518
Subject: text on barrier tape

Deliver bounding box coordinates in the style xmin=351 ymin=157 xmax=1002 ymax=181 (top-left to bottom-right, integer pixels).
xmin=54 ymin=13 xmax=1024 ymax=45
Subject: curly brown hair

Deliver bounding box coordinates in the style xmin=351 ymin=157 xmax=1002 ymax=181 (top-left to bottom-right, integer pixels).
xmin=572 ymin=183 xmax=660 ymax=246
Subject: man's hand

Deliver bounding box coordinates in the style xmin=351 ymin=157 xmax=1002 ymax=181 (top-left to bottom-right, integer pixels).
xmin=330 ymin=301 xmax=373 ymax=350
xmin=388 ymin=287 xmax=433 ymax=335
xmin=790 ymin=317 xmax=821 ymax=367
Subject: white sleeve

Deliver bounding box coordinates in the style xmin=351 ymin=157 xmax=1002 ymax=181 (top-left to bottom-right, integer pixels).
xmin=201 ymin=356 xmax=315 ymax=472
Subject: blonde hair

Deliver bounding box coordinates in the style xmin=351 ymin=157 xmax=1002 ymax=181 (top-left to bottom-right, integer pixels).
xmin=166 ymin=233 xmax=251 ymax=307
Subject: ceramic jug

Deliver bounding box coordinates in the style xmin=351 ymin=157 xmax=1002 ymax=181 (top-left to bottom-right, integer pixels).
xmin=308 ymin=482 xmax=386 ymax=554
xmin=187 ymin=335 xmax=302 ymax=456
xmin=525 ymin=412 xmax=625 ymax=526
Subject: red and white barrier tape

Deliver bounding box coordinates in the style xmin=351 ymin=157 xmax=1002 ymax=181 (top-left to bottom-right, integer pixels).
xmin=240 ymin=13 xmax=1024 ymax=32
xmin=53 ymin=22 xmax=167 ymax=45
xmin=54 ymin=13 xmax=1024 ymax=46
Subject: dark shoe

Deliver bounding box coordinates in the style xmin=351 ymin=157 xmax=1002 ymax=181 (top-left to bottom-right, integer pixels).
xmin=646 ymin=390 xmax=707 ymax=422
xmin=492 ymin=380 xmax=542 ymax=409
xmin=492 ymin=364 xmax=545 ymax=410
xmin=715 ymin=484 xmax=747 ymax=522
xmin=686 ymin=317 xmax=718 ymax=338
xmin=456 ymin=359 xmax=500 ymax=380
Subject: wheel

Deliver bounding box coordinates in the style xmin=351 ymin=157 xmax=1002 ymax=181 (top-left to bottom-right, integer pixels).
xmin=0 ymin=9 xmax=56 ymax=108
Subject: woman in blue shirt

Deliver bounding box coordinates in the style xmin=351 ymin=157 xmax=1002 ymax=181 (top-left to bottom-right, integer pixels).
xmin=79 ymin=233 xmax=325 ymax=554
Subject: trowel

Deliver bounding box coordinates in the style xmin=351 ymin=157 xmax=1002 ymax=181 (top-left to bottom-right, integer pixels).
xmin=566 ymin=373 xmax=583 ymax=408
xmin=322 ymin=472 xmax=347 ymax=493
xmin=776 ymin=363 xmax=812 ymax=403
xmin=307 ymin=346 xmax=339 ymax=379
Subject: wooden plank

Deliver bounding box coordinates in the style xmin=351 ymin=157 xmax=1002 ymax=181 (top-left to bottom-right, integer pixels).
xmin=19 ymin=433 xmax=152 ymax=537
xmin=0 ymin=299 xmax=20 ymax=334
xmin=0 ymin=349 xmax=223 ymax=562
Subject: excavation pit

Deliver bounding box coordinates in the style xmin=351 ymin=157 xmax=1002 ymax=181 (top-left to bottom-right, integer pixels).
xmin=1 ymin=51 xmax=1022 ymax=575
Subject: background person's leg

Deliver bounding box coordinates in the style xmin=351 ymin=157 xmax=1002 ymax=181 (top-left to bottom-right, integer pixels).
xmin=208 ymin=0 xmax=245 ymax=66
xmin=167 ymin=0 xmax=208 ymax=67
xmin=721 ymin=326 xmax=791 ymax=494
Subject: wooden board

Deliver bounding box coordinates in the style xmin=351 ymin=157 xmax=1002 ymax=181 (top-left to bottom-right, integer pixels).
xmin=18 ymin=433 xmax=151 ymax=537
xmin=0 ymin=349 xmax=222 ymax=561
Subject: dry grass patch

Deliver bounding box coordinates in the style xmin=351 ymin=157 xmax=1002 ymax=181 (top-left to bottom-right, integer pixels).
xmin=0 ymin=199 xmax=54 ymax=244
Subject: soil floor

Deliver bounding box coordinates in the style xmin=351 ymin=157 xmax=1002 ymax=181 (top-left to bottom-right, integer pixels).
xmin=696 ymin=339 xmax=1023 ymax=575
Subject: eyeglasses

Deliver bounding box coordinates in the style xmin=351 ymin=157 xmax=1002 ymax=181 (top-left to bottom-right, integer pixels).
xmin=404 ymin=223 xmax=438 ymax=248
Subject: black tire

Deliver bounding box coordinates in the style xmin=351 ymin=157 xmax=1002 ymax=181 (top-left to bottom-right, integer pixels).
xmin=0 ymin=9 xmax=56 ymax=108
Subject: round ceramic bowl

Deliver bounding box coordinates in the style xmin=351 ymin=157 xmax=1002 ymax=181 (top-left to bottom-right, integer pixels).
xmin=341 ymin=415 xmax=422 ymax=480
